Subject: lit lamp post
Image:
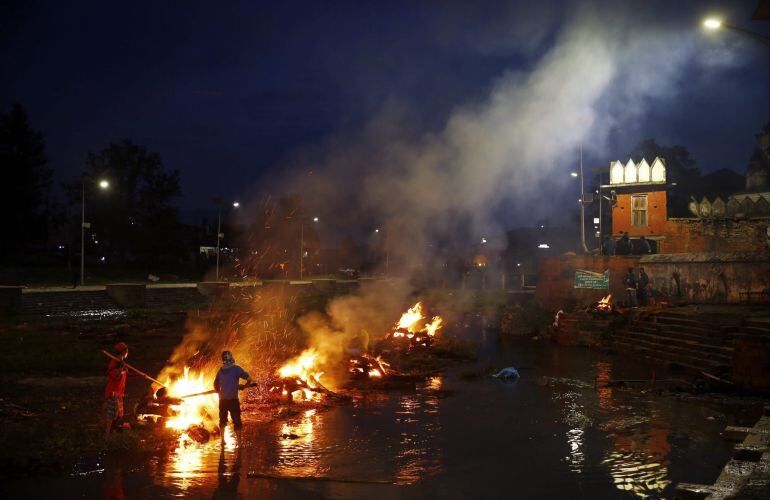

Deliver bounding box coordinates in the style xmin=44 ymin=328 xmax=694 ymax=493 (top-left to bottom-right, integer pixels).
xmin=215 ymin=200 xmax=239 ymax=281
xmin=703 ymin=18 xmax=770 ymax=47
xmin=572 ymin=143 xmax=589 ymax=253
xmin=375 ymin=228 xmax=389 ymax=275
xmin=81 ymin=178 xmax=110 ymax=285
xmin=299 ymin=216 xmax=319 ymax=280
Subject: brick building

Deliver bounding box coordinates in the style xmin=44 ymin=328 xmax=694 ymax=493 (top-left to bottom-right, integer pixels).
xmin=602 ymin=132 xmax=770 ymax=254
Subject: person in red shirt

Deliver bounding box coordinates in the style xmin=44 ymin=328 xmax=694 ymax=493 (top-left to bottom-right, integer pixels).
xmin=104 ymin=342 xmax=129 ymax=435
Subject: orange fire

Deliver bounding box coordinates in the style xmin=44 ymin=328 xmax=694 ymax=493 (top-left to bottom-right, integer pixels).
xmin=164 ymin=366 xmax=218 ymax=432
xmin=273 ymin=349 xmax=325 ymax=400
xmin=595 ymin=294 xmax=613 ymax=312
xmin=388 ymin=302 xmax=443 ymax=348
xmin=349 ymin=353 xmax=390 ymax=379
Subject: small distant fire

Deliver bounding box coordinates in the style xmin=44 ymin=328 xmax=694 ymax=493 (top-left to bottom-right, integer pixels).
xmin=269 ymin=349 xmax=327 ymax=402
xmin=587 ymin=294 xmax=617 ymax=317
xmin=386 ymin=302 xmax=443 ymax=350
xmin=596 ymin=294 xmax=612 ymax=311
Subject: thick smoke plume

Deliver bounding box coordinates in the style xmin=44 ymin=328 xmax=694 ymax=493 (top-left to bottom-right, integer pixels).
xmin=267 ymin=1 xmax=746 ymax=275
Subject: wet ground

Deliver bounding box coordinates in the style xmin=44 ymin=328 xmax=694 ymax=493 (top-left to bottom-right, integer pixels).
xmin=5 ymin=330 xmax=763 ymax=499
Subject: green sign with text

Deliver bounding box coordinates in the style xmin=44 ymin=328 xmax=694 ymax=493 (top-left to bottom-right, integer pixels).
xmin=574 ymin=269 xmax=609 ymax=289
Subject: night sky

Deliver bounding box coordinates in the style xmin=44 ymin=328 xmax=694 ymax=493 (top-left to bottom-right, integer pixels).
xmin=2 ymin=0 xmax=769 ymax=224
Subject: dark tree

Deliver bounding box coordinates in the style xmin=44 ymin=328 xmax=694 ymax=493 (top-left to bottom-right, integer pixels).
xmin=70 ymin=139 xmax=182 ymax=267
xmin=0 ymin=104 xmax=52 ymax=262
xmin=629 ymin=139 xmax=700 ymax=186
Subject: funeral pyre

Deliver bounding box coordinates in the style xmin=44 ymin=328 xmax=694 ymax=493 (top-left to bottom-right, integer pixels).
xmin=267 ymin=349 xmax=339 ymax=403
xmin=586 ymin=293 xmax=618 ymax=317
xmin=383 ymin=302 xmax=443 ymax=351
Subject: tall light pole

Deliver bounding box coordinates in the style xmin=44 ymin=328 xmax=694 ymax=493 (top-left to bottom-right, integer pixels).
xmin=299 ymin=216 xmax=319 ymax=280
xmin=703 ymin=18 xmax=770 ymax=47
xmin=81 ymin=178 xmax=109 ymax=285
xmin=215 ymin=200 xmax=239 ymax=281
xmin=375 ymin=228 xmax=389 ymax=275
xmin=571 ymin=145 xmax=589 ymax=253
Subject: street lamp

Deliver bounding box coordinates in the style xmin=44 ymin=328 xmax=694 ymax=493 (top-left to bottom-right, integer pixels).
xmin=81 ymin=177 xmax=109 ymax=285
xmin=215 ymin=199 xmax=239 ymax=281
xmin=299 ymin=216 xmax=319 ymax=280
xmin=703 ymin=18 xmax=770 ymax=46
xmin=572 ymin=144 xmax=589 ymax=253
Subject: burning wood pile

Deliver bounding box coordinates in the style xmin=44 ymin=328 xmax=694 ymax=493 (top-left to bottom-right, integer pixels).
xmin=586 ymin=294 xmax=619 ymax=318
xmin=348 ymin=353 xmax=390 ymax=380
xmin=382 ymin=302 xmax=443 ymax=351
xmin=267 ymin=349 xmax=331 ymax=403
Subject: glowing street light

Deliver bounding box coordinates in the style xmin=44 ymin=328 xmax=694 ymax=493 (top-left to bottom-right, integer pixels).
xmin=299 ymin=216 xmax=320 ymax=280
xmin=215 ymin=198 xmax=239 ymax=280
xmin=702 ymin=17 xmax=770 ymax=47
xmin=570 ymin=172 xmax=579 ymax=177
xmin=80 ymin=177 xmax=111 ymax=285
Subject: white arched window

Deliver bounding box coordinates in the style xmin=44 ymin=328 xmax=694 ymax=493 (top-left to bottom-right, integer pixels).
xmin=624 ymin=159 xmax=637 ymax=184
xmin=637 ymin=158 xmax=650 ymax=182
xmin=610 ymin=160 xmax=624 ymax=184
xmin=651 ymin=157 xmax=666 ymax=182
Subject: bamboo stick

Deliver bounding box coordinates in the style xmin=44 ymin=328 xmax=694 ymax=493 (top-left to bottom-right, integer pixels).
xmin=101 ymin=350 xmax=166 ymax=388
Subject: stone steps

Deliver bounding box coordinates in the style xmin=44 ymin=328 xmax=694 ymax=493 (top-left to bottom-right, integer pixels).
xmin=615 ymin=330 xmax=733 ymax=360
xmin=618 ymin=327 xmax=731 ymax=348
xmin=612 ymin=340 xmax=728 ymax=372
xmin=21 ymin=291 xmax=122 ymax=316
xmin=613 ymin=335 xmax=732 ymax=367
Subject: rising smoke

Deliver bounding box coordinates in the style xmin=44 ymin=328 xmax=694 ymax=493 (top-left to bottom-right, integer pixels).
xmin=267 ymin=1 xmax=746 ymax=274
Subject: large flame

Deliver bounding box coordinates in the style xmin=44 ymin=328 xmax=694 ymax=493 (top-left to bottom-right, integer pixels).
xmin=164 ymin=367 xmax=217 ymax=431
xmin=396 ymin=302 xmax=424 ymax=332
xmin=275 ymin=349 xmax=325 ymax=400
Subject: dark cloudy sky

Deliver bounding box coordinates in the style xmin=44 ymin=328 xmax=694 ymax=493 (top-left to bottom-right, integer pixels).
xmin=1 ymin=0 xmax=769 ymax=222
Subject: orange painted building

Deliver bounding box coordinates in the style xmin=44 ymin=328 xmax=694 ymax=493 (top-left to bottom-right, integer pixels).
xmin=603 ymin=157 xmax=669 ymax=251
xmin=611 ymin=189 xmax=668 ymax=238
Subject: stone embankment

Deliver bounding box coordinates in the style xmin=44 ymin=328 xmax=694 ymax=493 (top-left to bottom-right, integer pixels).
xmin=538 ymin=305 xmax=770 ymax=392
xmin=14 ymin=279 xmax=378 ymax=317
xmin=675 ymin=405 xmax=770 ymax=499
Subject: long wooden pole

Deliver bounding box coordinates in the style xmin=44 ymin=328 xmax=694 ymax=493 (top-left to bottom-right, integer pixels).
xmin=180 ymin=382 xmax=257 ymax=399
xmin=101 ymin=350 xmax=166 ymax=388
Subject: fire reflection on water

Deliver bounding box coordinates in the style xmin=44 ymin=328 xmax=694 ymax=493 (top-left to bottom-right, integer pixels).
xmin=394 ymin=377 xmax=443 ymax=485
xmin=275 ymin=409 xmax=325 ymax=477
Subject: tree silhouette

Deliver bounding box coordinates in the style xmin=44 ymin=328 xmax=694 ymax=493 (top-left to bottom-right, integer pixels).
xmin=0 ymin=104 xmax=52 ymax=263
xmin=68 ymin=139 xmax=182 ymax=267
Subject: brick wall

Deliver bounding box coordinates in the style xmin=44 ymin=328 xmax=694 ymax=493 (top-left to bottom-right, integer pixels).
xmin=535 ymin=255 xmax=641 ymax=309
xmin=638 ymin=252 xmax=770 ymax=303
xmin=536 ymin=252 xmax=770 ymax=308
xmin=662 ymin=218 xmax=768 ymax=253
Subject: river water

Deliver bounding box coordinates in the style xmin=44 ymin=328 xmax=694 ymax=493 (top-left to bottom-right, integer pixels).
xmin=8 ymin=331 xmax=756 ymax=499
